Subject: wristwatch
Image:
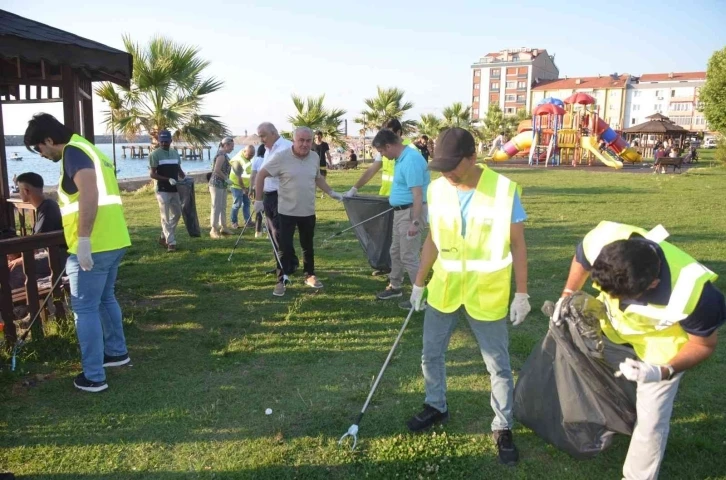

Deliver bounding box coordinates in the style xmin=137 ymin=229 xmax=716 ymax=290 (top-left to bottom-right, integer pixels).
xmin=663 ymin=364 xmax=676 ymax=380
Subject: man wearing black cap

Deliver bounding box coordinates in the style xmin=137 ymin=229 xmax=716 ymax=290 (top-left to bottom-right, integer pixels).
xmin=405 ymin=127 xmax=530 ymax=466
xmin=149 ymin=130 xmax=185 ymax=252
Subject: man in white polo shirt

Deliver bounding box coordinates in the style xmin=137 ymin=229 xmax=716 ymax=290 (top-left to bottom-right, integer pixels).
xmin=254 ymin=127 xmax=344 ymax=297
xmin=257 ymin=122 xmax=297 ymax=273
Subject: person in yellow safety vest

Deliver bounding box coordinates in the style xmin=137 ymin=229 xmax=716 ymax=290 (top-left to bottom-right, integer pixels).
xmin=406 ymin=128 xmax=531 ymax=467
xmin=344 ymin=118 xmax=419 ymax=199
xmin=552 ymin=221 xmax=724 ymax=480
xmin=229 ymin=144 xmax=254 ymax=228
xmin=24 ymin=113 xmax=132 ymax=394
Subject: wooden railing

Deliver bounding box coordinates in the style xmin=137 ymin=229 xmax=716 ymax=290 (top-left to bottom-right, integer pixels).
xmin=0 ymin=231 xmax=68 ymax=345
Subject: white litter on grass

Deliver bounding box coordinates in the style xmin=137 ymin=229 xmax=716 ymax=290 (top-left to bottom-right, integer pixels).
xmin=265 ymin=408 xmax=273 ymax=415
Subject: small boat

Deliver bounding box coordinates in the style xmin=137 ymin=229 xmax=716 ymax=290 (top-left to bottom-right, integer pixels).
xmin=11 ymin=153 xmax=23 ymax=161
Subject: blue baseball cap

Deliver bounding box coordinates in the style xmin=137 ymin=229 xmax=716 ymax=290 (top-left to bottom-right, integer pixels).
xmin=158 ymin=130 xmax=172 ymax=142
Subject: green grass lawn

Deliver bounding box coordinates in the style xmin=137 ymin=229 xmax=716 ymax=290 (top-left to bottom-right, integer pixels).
xmin=2 ymin=165 xmax=725 ymax=479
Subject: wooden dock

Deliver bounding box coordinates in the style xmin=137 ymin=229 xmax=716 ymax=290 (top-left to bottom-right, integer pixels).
xmin=120 ymin=145 xmax=212 ymax=160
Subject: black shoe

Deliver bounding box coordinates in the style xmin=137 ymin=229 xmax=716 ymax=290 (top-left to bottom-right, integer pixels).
xmin=73 ymin=373 xmax=108 ymax=393
xmin=407 ymin=404 xmax=449 ymax=432
xmin=493 ymin=429 xmax=519 ymax=466
xmin=376 ymin=285 xmax=403 ymax=300
xmin=372 ymin=268 xmax=391 ymax=276
xmin=103 ymin=353 xmax=131 ymax=367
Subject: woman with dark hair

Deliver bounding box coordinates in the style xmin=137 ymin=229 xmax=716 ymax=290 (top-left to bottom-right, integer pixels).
xmin=208 ymin=137 xmax=234 ymax=238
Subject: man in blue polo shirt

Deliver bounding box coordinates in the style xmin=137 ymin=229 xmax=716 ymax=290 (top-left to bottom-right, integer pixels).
xmin=370 ymin=129 xmax=430 ymax=307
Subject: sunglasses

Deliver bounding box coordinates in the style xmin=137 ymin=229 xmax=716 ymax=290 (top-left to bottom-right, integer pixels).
xmin=33 ymin=145 xmax=42 ymax=154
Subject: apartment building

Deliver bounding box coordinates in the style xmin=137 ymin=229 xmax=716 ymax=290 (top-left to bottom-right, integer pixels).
xmin=530 ymin=74 xmax=631 ymax=130
xmin=623 ymin=72 xmax=707 ymax=132
xmin=470 ymin=47 xmax=559 ymax=121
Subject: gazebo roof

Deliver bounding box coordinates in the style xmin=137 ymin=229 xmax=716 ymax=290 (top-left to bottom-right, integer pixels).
xmin=0 ymin=9 xmax=131 ymax=86
xmin=623 ymin=114 xmax=689 ymax=135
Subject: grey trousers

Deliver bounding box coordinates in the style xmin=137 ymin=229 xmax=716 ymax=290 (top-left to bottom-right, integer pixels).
xmin=156 ymin=191 xmax=182 ymax=246
xmin=422 ymin=304 xmax=514 ymax=431
xmin=208 ymin=185 xmax=228 ymax=232
xmin=622 ymin=372 xmax=683 ymax=480
xmin=389 ymin=207 xmax=427 ymax=289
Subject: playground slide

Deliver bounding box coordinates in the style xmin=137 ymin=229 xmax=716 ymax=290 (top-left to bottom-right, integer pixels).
xmin=491 ymin=131 xmax=533 ymax=161
xmin=581 ymin=136 xmax=623 ymax=169
xmin=592 ymin=118 xmax=642 ymax=163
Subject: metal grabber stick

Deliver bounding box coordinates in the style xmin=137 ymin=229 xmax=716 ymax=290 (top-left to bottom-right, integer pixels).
xmin=323 ymin=207 xmax=394 ymax=244
xmin=264 ymin=214 xmax=290 ymax=285
xmin=228 ymin=213 xmax=253 ymax=262
xmin=12 ymin=267 xmax=66 ymax=371
xmin=339 ymin=306 xmax=415 ymax=450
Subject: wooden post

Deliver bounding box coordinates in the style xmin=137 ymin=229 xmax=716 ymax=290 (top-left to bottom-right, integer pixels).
xmin=0 ymin=103 xmax=11 ymax=231
xmin=82 ymin=96 xmax=95 ymax=143
xmin=61 ymin=65 xmax=81 ymax=134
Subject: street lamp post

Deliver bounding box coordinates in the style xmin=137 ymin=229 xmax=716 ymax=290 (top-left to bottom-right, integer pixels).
xmin=111 ymin=110 xmax=117 ymax=175
xmin=362 ymin=113 xmax=366 ymax=161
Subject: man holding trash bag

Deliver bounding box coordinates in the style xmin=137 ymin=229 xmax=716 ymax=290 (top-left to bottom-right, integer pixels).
xmin=553 ymin=221 xmax=724 ymax=480
xmin=406 ymin=128 xmax=531 ymax=466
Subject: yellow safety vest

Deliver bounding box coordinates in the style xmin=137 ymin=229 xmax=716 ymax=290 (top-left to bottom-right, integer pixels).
xmin=229 ymin=157 xmax=251 ymax=190
xmin=582 ymin=221 xmax=718 ymax=364
xmin=379 ymin=138 xmax=418 ymax=196
xmin=426 ymin=166 xmax=518 ymax=320
xmin=57 ymin=135 xmax=131 ymax=254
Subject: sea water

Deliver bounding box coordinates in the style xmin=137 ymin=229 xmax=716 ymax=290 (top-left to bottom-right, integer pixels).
xmin=4 ymin=144 xmax=249 ymax=186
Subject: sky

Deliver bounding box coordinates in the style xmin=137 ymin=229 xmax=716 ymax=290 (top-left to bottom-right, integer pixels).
xmin=3 ymin=0 xmax=725 ymax=136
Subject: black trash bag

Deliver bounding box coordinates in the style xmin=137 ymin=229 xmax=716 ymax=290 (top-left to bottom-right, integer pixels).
xmin=176 ymin=177 xmax=202 ymax=237
xmin=514 ymin=292 xmax=637 ymax=459
xmin=342 ymin=195 xmax=393 ymax=271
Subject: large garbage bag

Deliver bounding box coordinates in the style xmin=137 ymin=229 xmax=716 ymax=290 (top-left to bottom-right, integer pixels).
xmin=513 ymin=292 xmax=637 ymax=459
xmin=342 ymin=195 xmax=393 ymax=271
xmin=176 ymin=177 xmax=202 ymax=237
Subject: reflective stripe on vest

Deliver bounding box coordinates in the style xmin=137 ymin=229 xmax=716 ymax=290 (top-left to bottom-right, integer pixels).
xmin=582 ymin=221 xmax=718 ymax=363
xmin=426 ymin=167 xmax=517 ymax=320
xmin=58 ymin=135 xmax=130 ymax=254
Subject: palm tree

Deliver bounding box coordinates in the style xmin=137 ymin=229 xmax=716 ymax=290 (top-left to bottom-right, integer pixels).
xmin=441 ymin=102 xmax=472 ymax=129
xmin=287 ymin=94 xmax=347 ymax=146
xmin=354 ymin=86 xmax=417 ymax=134
xmin=418 ymin=113 xmax=443 ymax=138
xmin=95 ymin=35 xmax=229 ymax=147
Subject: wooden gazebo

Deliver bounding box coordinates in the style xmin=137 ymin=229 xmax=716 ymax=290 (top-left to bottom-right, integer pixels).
xmin=0 ymin=8 xmax=132 ymax=230
xmin=623 ymin=113 xmax=689 ymax=159
xmin=0 ymin=9 xmax=131 ymax=344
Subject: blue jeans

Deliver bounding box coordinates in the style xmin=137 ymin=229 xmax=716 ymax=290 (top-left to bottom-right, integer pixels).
xmin=66 ymin=248 xmax=128 ymax=382
xmin=421 ymin=305 xmax=514 ymax=431
xmin=230 ymin=188 xmax=250 ymax=225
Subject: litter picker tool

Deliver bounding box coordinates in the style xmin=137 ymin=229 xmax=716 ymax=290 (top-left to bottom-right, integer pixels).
xmin=228 ymin=214 xmax=253 ymax=262
xmin=323 ymin=207 xmax=394 ymax=244
xmin=11 ymin=268 xmax=66 ymax=371
xmin=339 ymin=306 xmax=415 ymax=450
xmin=264 ymin=215 xmax=290 ymax=285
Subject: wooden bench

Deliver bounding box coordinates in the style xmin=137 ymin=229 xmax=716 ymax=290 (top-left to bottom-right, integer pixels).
xmin=654 ymin=156 xmax=684 ymax=173
xmin=0 ymin=231 xmax=68 ymax=345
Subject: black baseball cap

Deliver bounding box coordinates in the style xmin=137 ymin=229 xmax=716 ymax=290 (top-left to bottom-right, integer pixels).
xmin=430 ymin=128 xmax=476 ymax=172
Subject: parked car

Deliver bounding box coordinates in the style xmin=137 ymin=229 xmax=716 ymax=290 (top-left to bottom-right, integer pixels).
xmin=704 ymin=138 xmax=717 ymax=149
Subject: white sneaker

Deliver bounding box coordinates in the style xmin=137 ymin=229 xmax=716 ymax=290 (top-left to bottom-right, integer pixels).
xmin=210 ymin=229 xmax=221 ymax=239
